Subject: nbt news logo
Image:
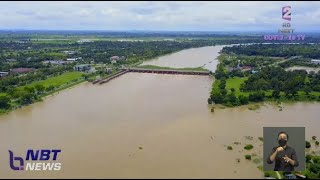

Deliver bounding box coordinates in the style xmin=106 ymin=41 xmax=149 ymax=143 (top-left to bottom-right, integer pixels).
xmin=9 ymin=149 xmax=62 ymax=171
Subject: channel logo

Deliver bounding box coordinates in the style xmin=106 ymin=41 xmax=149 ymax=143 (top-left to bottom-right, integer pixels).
xmin=9 ymin=149 xmax=62 ymax=171
xmin=282 ymin=6 xmax=291 ymax=21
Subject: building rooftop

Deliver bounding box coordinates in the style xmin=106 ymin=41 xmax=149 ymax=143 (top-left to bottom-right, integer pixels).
xmin=10 ymin=68 xmax=34 ymax=73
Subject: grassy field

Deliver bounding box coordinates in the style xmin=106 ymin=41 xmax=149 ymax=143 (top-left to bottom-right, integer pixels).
xmin=40 ymin=79 xmax=86 ymax=98
xmin=0 ymin=72 xmax=86 ymax=115
xmin=225 ymin=77 xmax=248 ymax=96
xmin=212 ymin=77 xmax=249 ymax=95
xmin=19 ymin=71 xmax=84 ymax=90
xmin=137 ymin=65 xmax=208 ymax=71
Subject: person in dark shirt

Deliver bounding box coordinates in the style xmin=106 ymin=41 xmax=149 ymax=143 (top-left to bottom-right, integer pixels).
xmin=267 ymin=131 xmax=299 ymax=172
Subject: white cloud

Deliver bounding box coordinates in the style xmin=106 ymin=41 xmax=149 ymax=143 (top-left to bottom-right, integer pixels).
xmin=0 ymin=1 xmax=318 ymax=31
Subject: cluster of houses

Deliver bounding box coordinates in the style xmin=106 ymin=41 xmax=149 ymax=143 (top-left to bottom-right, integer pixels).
xmin=226 ymin=59 xmax=257 ymax=74
xmin=110 ymin=56 xmax=127 ymax=64
xmin=73 ymin=64 xmax=96 ymax=73
xmin=1 ymin=52 xmax=127 ymax=78
xmin=228 ymin=65 xmax=255 ymax=72
xmin=42 ymin=57 xmax=82 ymax=65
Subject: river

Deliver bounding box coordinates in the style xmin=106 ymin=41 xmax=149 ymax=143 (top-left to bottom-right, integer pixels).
xmin=1 ymin=45 xmax=320 ymax=178
xmin=140 ymin=45 xmax=226 ymax=71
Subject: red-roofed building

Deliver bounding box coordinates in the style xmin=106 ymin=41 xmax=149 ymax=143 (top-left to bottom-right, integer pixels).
xmin=240 ymin=66 xmax=253 ymax=72
xmin=10 ymin=68 xmax=35 ymax=74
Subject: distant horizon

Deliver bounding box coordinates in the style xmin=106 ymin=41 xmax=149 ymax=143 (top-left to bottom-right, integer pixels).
xmin=0 ymin=29 xmax=319 ymax=34
xmin=0 ymin=1 xmax=319 ymax=32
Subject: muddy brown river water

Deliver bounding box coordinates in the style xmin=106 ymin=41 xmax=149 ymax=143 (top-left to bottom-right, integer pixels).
xmin=1 ymin=46 xmax=319 ymax=178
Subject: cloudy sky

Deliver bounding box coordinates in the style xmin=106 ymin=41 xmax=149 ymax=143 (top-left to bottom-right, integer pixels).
xmin=0 ymin=1 xmax=319 ymax=32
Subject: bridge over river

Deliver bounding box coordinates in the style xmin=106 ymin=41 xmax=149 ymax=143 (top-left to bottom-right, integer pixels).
xmin=93 ymin=68 xmax=213 ymax=85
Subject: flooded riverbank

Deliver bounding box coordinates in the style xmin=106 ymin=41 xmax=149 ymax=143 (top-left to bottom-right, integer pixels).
xmin=1 ymin=45 xmax=320 ymax=178
xmin=1 ymin=73 xmax=320 ymax=178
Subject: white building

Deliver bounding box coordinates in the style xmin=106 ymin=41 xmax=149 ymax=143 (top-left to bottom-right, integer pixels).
xmin=110 ymin=56 xmax=126 ymax=61
xmin=74 ymin=64 xmax=91 ymax=71
xmin=77 ymin=39 xmax=93 ymax=43
xmin=311 ymin=59 xmax=320 ymax=65
xmin=67 ymin=58 xmax=77 ymax=61
xmin=0 ymin=72 xmax=9 ymax=77
xmin=63 ymin=51 xmax=76 ymax=55
xmin=88 ymin=67 xmax=97 ymax=73
xmin=43 ymin=60 xmax=67 ymax=65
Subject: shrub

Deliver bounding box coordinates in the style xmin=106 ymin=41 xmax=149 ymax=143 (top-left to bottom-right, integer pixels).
xmin=312 ymin=136 xmax=317 ymax=140
xmin=245 ymin=154 xmax=251 ymax=160
xmin=306 ymin=154 xmax=312 ymax=162
xmin=264 ymin=172 xmax=270 ymax=177
xmin=313 ymin=156 xmax=320 ymax=164
xmin=258 ymin=137 xmax=263 ymax=142
xmin=309 ymin=163 xmax=320 ymax=174
xmin=272 ymin=90 xmax=280 ymax=99
xmin=227 ymin=146 xmax=233 ymax=150
xmin=316 ymin=141 xmax=319 ymax=146
xmin=248 ymin=91 xmax=265 ymax=102
xmin=207 ymin=98 xmax=212 ymax=104
xmin=306 ymin=141 xmax=311 ymax=148
xmin=238 ymin=95 xmax=249 ymax=105
xmin=244 ymin=144 xmax=254 ymax=150
xmin=253 ymin=158 xmax=261 ymax=164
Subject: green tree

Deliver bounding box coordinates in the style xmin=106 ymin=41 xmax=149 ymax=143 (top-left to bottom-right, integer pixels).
xmin=238 ymin=95 xmax=249 ymax=105
xmin=228 ymin=92 xmax=238 ymax=106
xmin=7 ymin=87 xmax=18 ymax=98
xmin=24 ymin=86 xmax=35 ymax=94
xmin=309 ymin=163 xmax=320 ymax=174
xmin=219 ymin=79 xmax=226 ymax=90
xmin=220 ymin=89 xmax=227 ymax=96
xmin=46 ymin=85 xmax=55 ymax=92
xmin=249 ymin=91 xmax=265 ymax=102
xmin=211 ymin=92 xmax=224 ymax=104
xmin=0 ymin=95 xmax=11 ymax=109
xmin=35 ymin=84 xmax=45 ymax=94
xmin=272 ymin=89 xmax=281 ymax=99
xmin=18 ymin=90 xmax=36 ymax=105
xmin=306 ymin=154 xmax=312 ymax=162
xmin=302 ymin=86 xmax=312 ymax=95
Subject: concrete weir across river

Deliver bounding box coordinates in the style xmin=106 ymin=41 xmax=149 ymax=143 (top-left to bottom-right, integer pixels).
xmin=1 ymin=45 xmax=320 ymax=178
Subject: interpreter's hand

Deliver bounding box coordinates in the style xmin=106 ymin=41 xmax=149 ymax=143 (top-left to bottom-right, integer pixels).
xmin=276 ymin=146 xmax=284 ymax=152
xmin=283 ymin=155 xmax=292 ymax=163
